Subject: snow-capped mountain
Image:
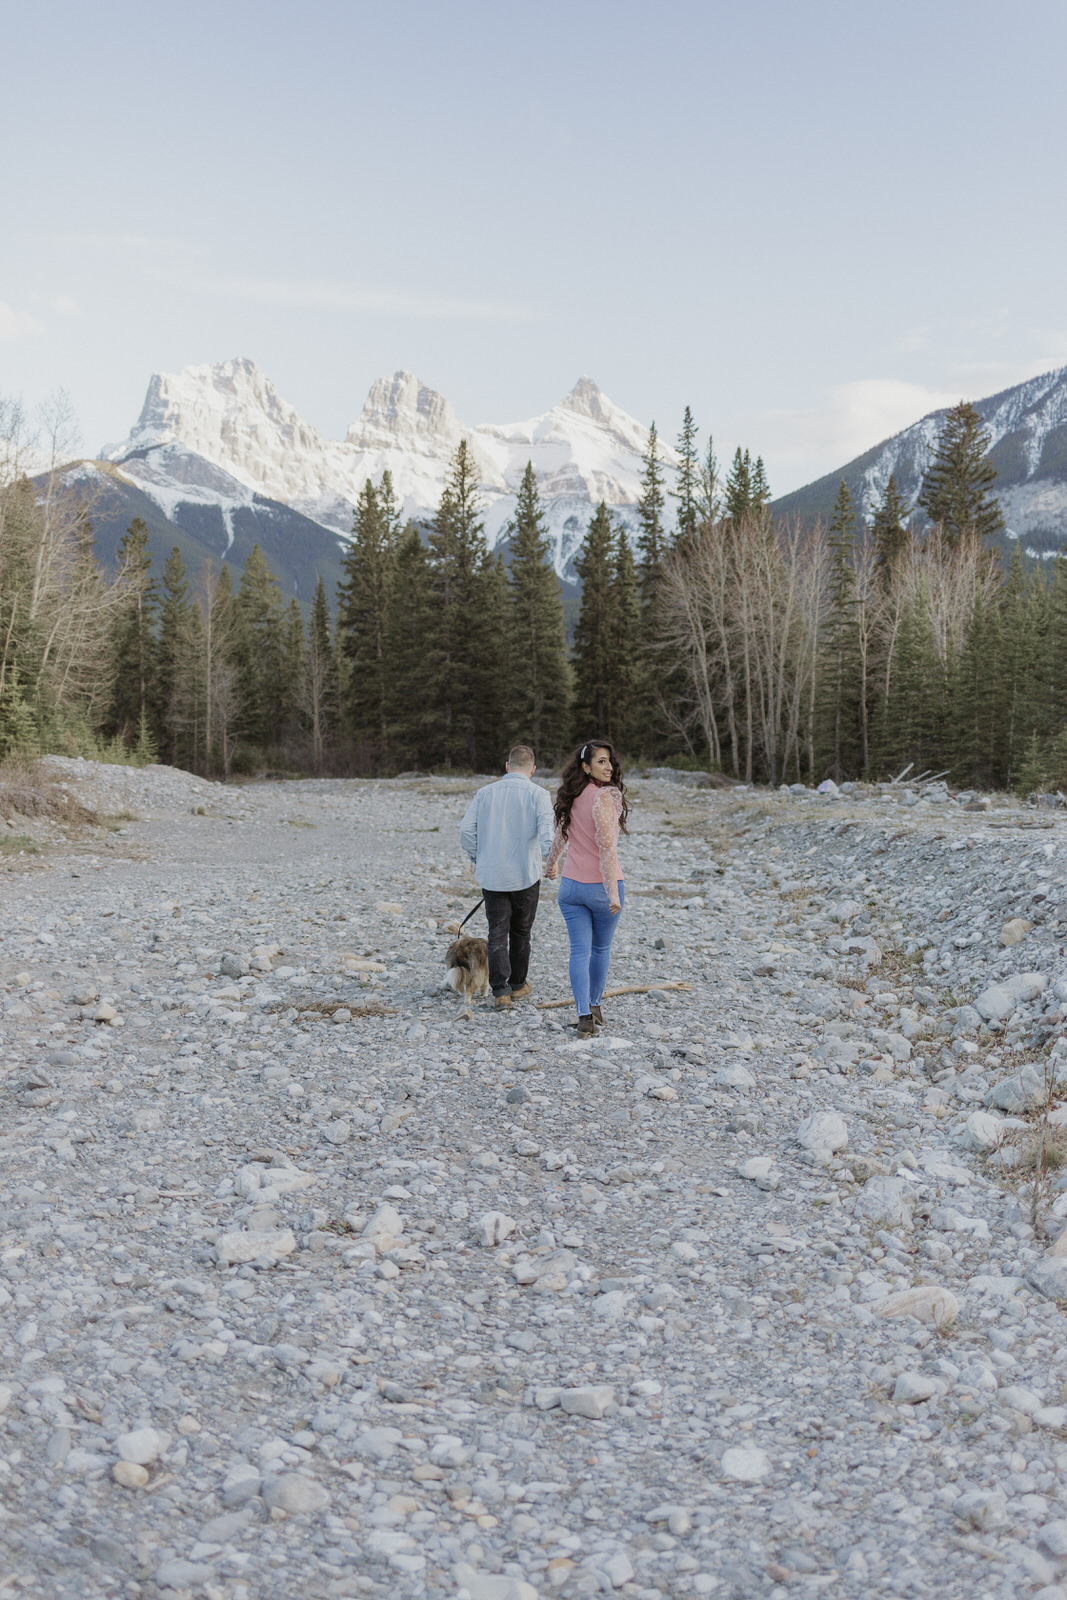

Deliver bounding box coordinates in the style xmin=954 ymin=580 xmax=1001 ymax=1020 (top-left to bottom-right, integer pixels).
xmin=774 ymin=365 xmax=1067 ymax=555
xmin=99 ymin=358 xmax=669 ymax=577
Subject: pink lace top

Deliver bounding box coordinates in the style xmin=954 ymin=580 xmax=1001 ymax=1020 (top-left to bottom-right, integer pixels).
xmin=546 ymin=783 xmax=624 ymax=902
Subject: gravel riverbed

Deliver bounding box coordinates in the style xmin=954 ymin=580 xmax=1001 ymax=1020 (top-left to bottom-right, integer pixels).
xmin=2 ymin=761 xmax=1067 ymax=1600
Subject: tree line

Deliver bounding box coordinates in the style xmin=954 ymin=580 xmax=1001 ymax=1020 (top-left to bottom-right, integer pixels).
xmin=2 ymin=393 xmax=1065 ymax=794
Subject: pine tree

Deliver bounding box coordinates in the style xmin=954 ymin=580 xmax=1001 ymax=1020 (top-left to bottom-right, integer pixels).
xmin=572 ymin=503 xmax=617 ymax=739
xmin=505 ymin=462 xmax=571 ymax=759
xmin=817 ymin=480 xmax=861 ymax=780
xmin=608 ymin=520 xmax=640 ymax=749
xmin=234 ymin=545 xmax=287 ymax=750
xmin=672 ymin=407 xmax=700 ymax=545
xmin=724 ymin=448 xmax=754 ymax=522
xmin=994 ymin=546 xmax=1048 ymax=787
xmin=337 ymin=473 xmax=400 ymax=758
xmin=871 ymin=475 xmax=910 ymax=578
xmin=383 ymin=522 xmax=434 ymax=768
xmin=425 ymin=439 xmax=492 ymax=768
xmin=305 ymin=576 xmax=338 ymax=772
xmin=750 ymin=456 xmax=771 ymax=510
xmin=697 ymin=435 xmax=721 ymax=526
xmin=155 ymin=548 xmax=193 ymax=765
xmin=107 ymin=517 xmax=157 ymax=744
xmin=949 ymin=586 xmax=1001 ymax=788
xmin=282 ymin=598 xmax=306 ymax=742
xmin=918 ymin=401 xmax=1004 ymax=546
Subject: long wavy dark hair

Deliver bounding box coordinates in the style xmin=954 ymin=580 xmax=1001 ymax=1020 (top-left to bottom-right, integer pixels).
xmin=553 ymin=739 xmax=629 ymax=839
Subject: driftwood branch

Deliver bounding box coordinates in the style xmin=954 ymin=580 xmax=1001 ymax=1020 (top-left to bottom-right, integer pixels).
xmin=537 ymin=981 xmax=693 ymax=1010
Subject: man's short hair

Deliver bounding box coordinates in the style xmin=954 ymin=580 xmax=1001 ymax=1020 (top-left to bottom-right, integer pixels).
xmin=508 ymin=744 xmax=535 ymax=770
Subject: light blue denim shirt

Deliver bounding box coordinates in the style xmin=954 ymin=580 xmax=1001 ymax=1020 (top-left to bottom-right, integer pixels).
xmin=460 ymin=772 xmax=555 ymax=892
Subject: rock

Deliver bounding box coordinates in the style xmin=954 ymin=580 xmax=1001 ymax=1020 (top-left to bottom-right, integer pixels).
xmin=1000 ymin=918 xmax=1031 ymax=946
xmin=974 ymin=984 xmax=1014 ymax=1022
xmin=721 ymin=1446 xmax=772 ymax=1481
xmin=363 ymin=1203 xmax=404 ymax=1247
xmin=215 ymin=1228 xmax=297 ymax=1264
xmin=985 ymin=1065 xmax=1048 ymax=1112
xmin=713 ymin=1063 xmax=756 ymax=1089
xmin=876 ymin=1285 xmax=959 ymax=1329
xmin=114 ymin=1427 xmax=166 ymax=1465
xmin=953 ymin=1490 xmax=1009 ymax=1531
xmin=92 ymin=1002 xmax=119 ymax=1025
xmin=796 ymin=1111 xmax=848 ymax=1155
xmin=220 ymin=1464 xmax=262 ymax=1506
xmin=453 ymin=1565 xmax=538 ymax=1600
xmin=998 ymin=1384 xmax=1044 ymax=1415
xmin=892 ymin=1372 xmax=939 ymax=1404
xmin=352 ymin=1426 xmax=403 ymax=1460
xmin=588 ymin=1551 xmax=634 ymax=1588
xmin=262 ymin=1472 xmax=329 ymax=1513
xmin=475 ymin=1211 xmax=516 ymax=1246
xmin=156 ymin=1559 xmax=217 ymax=1589
xmin=854 ymin=1177 xmax=913 ymax=1227
xmin=1027 ymin=1259 xmax=1067 ymax=1301
xmin=738 ymin=1156 xmax=779 ymax=1191
xmin=559 ymin=1385 xmax=615 ymax=1419
xmin=112 ymin=1460 xmax=149 ymax=1489
xmin=961 ymin=1110 xmax=1005 ymax=1152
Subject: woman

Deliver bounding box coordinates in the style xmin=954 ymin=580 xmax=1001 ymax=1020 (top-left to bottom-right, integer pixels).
xmin=545 ymin=740 xmax=629 ymax=1037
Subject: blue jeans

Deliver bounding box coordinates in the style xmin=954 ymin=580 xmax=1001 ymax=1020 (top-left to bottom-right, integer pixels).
xmin=556 ymin=877 xmax=625 ymax=1017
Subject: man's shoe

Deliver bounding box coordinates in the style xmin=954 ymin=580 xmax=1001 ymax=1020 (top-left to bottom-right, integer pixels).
xmin=494 ymin=992 xmax=513 ymax=1009
xmin=576 ymin=1013 xmax=595 ymax=1038
xmin=590 ymin=1004 xmax=604 ymax=1027
xmin=510 ymin=982 xmax=533 ymax=1001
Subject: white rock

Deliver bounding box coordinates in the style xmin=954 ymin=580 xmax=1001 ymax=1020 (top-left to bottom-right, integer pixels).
xmin=738 ymin=1157 xmax=779 ymax=1191
xmin=592 ymin=1290 xmax=630 ymax=1320
xmin=352 ymin=1426 xmax=403 ymax=1460
xmin=589 ymin=1551 xmax=634 ymax=1588
xmin=974 ymin=984 xmax=1015 ymax=1022
xmin=112 ymin=1460 xmax=149 ymax=1489
xmin=114 ymin=1427 xmax=166 ymax=1465
xmin=961 ymin=1111 xmax=1005 ymax=1152
xmin=854 ymin=1177 xmax=913 ymax=1227
xmin=475 ymin=1211 xmax=516 ymax=1247
xmin=892 ymin=1372 xmax=939 ymax=1404
xmin=953 ymin=1489 xmax=1008 ymax=1531
xmin=215 ymin=1228 xmax=296 ymax=1265
xmin=876 ymin=1286 xmax=959 ymax=1329
xmin=985 ymin=1065 xmax=1048 ymax=1112
xmin=559 ymin=1385 xmax=615 ymax=1419
xmin=453 ymin=1565 xmax=538 ymax=1600
xmin=713 ymin=1063 xmax=756 ymax=1089
xmin=363 ymin=1203 xmax=405 ymax=1243
xmin=796 ymin=1112 xmax=847 ymax=1153
xmin=998 ymin=1384 xmax=1044 ymax=1415
xmin=262 ymin=1472 xmax=329 ymax=1513
xmin=720 ymin=1446 xmax=771 ymax=1481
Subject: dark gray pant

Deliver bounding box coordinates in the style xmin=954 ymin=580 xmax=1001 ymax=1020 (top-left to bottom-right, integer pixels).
xmin=482 ymin=882 xmax=541 ymax=996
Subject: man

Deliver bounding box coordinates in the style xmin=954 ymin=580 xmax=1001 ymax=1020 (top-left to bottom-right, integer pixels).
xmin=459 ymin=745 xmax=554 ymax=1008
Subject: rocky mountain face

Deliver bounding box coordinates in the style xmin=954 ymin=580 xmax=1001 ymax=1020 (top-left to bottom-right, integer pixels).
xmin=79 ymin=358 xmax=667 ymax=591
xmin=773 ymin=365 xmax=1067 ymax=556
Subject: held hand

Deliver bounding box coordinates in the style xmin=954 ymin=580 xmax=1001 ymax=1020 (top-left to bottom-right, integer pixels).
xmin=609 ymin=901 xmax=621 ymax=916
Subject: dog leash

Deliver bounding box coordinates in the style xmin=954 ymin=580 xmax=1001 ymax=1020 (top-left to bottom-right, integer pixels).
xmin=458 ymin=898 xmax=484 ymax=931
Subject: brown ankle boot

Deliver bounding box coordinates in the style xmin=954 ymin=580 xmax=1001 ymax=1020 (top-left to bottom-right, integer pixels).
xmin=590 ymin=1004 xmax=604 ymax=1027
xmin=577 ymin=1014 xmax=595 ymax=1038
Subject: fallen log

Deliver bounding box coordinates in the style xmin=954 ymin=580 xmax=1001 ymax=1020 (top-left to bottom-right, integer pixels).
xmin=537 ymin=981 xmax=693 ymax=1010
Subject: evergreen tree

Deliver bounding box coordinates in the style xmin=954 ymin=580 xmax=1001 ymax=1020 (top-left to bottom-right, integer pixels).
xmin=282 ymin=598 xmax=306 ymax=741
xmin=724 ymin=448 xmax=754 ymax=522
xmin=305 ymin=576 xmax=338 ymax=771
xmin=949 ymin=586 xmax=1001 ymax=788
xmin=918 ymin=401 xmax=1004 ymax=546
xmin=637 ymin=423 xmax=666 ymax=580
xmin=697 ymin=435 xmax=721 ymax=526
xmin=155 ymin=548 xmax=194 ymax=765
xmin=425 ymin=439 xmax=492 ymax=768
xmin=572 ymin=503 xmax=617 ymax=739
xmin=608 ymin=520 xmax=641 ymax=749
xmin=994 ymin=546 xmax=1048 ymax=787
xmin=107 ymin=517 xmax=156 ymax=743
xmin=382 ymin=522 xmax=434 ymax=767
xmin=234 ymin=545 xmax=287 ymax=749
xmin=198 ymin=563 xmax=239 ymax=775
xmin=817 ymin=480 xmax=861 ymax=780
xmin=337 ymin=473 xmax=400 ymax=758
xmin=750 ymin=456 xmax=771 ymax=510
xmin=672 ymin=407 xmax=700 ymax=544
xmin=505 ymin=462 xmax=571 ymax=759
xmin=871 ymin=475 xmax=910 ymax=578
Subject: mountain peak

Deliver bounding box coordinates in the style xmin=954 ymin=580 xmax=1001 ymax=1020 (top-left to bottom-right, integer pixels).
xmin=345 ymin=371 xmax=462 ymax=452
xmin=560 ymin=376 xmax=611 ymax=423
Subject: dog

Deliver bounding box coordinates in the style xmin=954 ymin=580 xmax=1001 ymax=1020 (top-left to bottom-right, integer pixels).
xmin=444 ymin=934 xmax=490 ymax=1000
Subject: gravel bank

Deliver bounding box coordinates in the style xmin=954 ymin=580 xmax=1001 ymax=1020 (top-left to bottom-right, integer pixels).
xmin=1 ymin=764 xmax=1066 ymax=1600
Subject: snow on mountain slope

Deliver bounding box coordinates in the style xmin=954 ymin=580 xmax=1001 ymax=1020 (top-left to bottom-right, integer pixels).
xmin=774 ymin=364 xmax=1067 ymax=553
xmin=102 ymin=358 xmax=670 ymax=575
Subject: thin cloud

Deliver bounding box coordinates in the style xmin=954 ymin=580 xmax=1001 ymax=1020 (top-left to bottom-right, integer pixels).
xmin=753 ymin=379 xmax=962 ymax=472
xmin=213 ymin=275 xmax=539 ymax=323
xmin=0 ymin=302 xmax=44 ymax=341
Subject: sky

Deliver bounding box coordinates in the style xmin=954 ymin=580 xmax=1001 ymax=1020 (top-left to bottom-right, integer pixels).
xmin=2 ymin=0 xmax=1066 ymax=495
